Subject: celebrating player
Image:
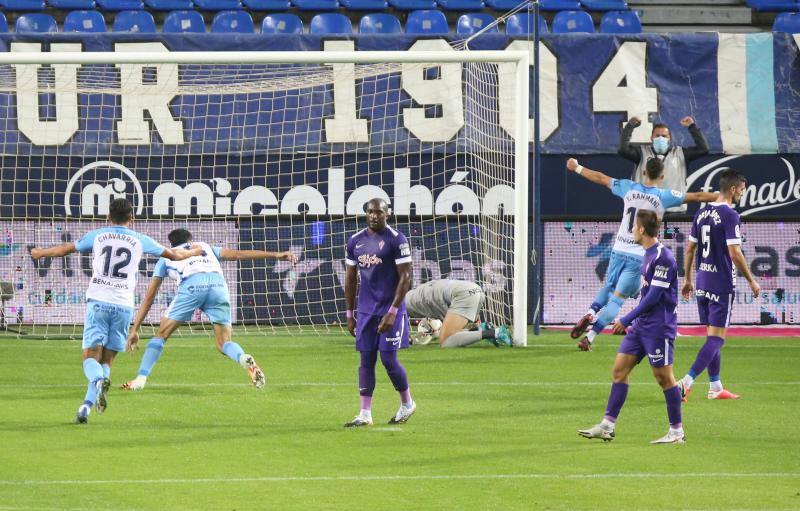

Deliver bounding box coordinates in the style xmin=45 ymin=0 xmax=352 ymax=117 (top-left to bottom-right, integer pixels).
xmin=121 ymin=228 xmax=297 ymax=391
xmin=344 ymin=198 xmax=415 ymax=427
xmin=565 ymin=157 xmax=717 ymax=351
xmin=578 ymin=210 xmax=685 ymax=444
xmin=678 ymin=169 xmax=760 ymax=401
xmin=30 ymin=199 xmax=201 ymax=424
xmin=405 ymin=279 xmax=513 ymax=348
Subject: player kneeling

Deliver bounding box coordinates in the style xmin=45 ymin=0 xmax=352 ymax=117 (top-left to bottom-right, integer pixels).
xmin=406 ymin=279 xmax=513 ymax=348
xmin=122 ymin=229 xmax=296 ymax=391
xmin=578 ymin=211 xmax=685 ymax=444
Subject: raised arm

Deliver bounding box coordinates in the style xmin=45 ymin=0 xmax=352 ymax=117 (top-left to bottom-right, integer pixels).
xmin=566 ymin=158 xmax=612 ymax=188
xmin=681 ymin=117 xmax=709 ymax=162
xmin=161 ymin=246 xmax=202 ymax=261
xmin=30 ymin=243 xmax=76 ymax=260
xmin=729 ymin=245 xmax=761 ymax=297
xmin=618 ymin=118 xmax=643 ymax=163
xmin=684 ymin=191 xmax=718 ymax=203
xmin=126 ymin=277 xmax=164 ymax=352
xmin=378 ymin=261 xmax=412 ymax=333
xmin=681 ymin=241 xmax=697 ymax=299
xmin=219 ymin=248 xmax=298 ymax=263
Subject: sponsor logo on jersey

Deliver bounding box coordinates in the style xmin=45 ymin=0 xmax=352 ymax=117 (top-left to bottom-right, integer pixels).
xmin=399 ymin=243 xmax=411 ymax=256
xmin=653 ymin=265 xmax=669 ymax=280
xmin=696 ymin=289 xmax=721 ymax=302
xmin=358 ymin=254 xmax=383 ymax=268
xmin=699 ymin=262 xmax=718 ymax=272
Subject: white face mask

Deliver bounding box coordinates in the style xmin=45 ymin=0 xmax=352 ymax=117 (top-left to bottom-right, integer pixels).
xmin=652 ymin=136 xmax=670 ymax=154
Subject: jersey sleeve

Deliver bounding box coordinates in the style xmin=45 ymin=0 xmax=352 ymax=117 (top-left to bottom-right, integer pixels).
xmin=394 ymin=233 xmax=412 ymax=265
xmin=345 ymin=237 xmax=356 ymax=267
xmin=724 ymin=212 xmax=742 ymax=246
xmin=139 ymin=234 xmax=166 ymax=257
xmin=610 ymin=179 xmax=634 ymax=199
xmin=74 ymin=229 xmax=98 ymax=253
xmin=660 ymin=188 xmax=686 ymax=210
xmin=152 ymin=258 xmax=168 ymax=279
xmin=688 ymin=212 xmax=700 ymax=243
xmin=650 ymin=254 xmax=677 ymax=289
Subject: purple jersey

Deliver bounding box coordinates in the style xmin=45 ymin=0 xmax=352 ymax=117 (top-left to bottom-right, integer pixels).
xmin=689 ymin=202 xmax=741 ymax=294
xmin=622 ymin=242 xmax=678 ymax=338
xmin=345 ymin=226 xmax=412 ymax=317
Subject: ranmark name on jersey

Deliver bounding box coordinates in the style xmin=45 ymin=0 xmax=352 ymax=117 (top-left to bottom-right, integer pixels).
xmin=696 ymin=208 xmax=722 ymax=225
xmin=627 ymin=191 xmax=661 ymax=210
xmin=92 ymin=276 xmax=130 ymax=289
xmin=96 ymin=232 xmax=138 ymax=246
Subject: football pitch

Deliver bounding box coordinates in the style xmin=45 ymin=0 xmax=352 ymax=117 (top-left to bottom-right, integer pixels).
xmin=1 ymin=330 xmax=798 ymax=511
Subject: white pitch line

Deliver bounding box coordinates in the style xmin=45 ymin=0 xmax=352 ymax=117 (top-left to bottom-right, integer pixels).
xmin=0 ymin=472 xmax=798 ymax=486
xmin=4 ymin=343 xmax=800 ymax=350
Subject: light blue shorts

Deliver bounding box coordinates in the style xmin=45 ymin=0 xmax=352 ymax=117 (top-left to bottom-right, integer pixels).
xmin=165 ymin=273 xmax=231 ymax=325
xmin=83 ymin=300 xmax=135 ymax=352
xmin=604 ymin=251 xmax=643 ymax=298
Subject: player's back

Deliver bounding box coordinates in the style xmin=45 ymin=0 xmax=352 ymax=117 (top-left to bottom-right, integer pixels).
xmin=635 ymin=243 xmax=679 ymax=337
xmin=691 ymin=202 xmax=740 ymax=295
xmin=156 ymin=241 xmax=224 ymax=286
xmin=610 ymin=179 xmax=685 ymax=257
xmin=75 ymin=225 xmax=165 ymax=308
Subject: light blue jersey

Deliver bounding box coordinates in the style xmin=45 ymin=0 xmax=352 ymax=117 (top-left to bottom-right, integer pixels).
xmin=610 ymin=179 xmax=686 ymax=258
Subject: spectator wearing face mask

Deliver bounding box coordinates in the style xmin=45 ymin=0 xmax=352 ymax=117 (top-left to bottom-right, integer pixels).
xmin=619 ymin=116 xmax=709 ymax=212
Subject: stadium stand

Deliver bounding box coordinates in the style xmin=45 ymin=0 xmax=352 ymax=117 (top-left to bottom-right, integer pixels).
xmin=15 ymin=13 xmax=58 ymax=31
xmin=1 ymin=0 xmax=45 ymax=10
xmin=63 ymin=9 xmax=107 ymax=31
xmin=506 ymin=12 xmax=549 ymax=34
xmin=437 ymin=0 xmax=485 ymax=12
xmin=581 ymin=0 xmax=628 ymax=10
xmin=599 ymin=9 xmax=641 ymax=32
xmin=210 ymin=9 xmax=254 ymax=31
xmin=95 ymin=0 xmax=144 ymax=10
xmin=388 ymin=0 xmax=436 ymax=11
xmin=243 ymin=0 xmax=291 ymax=9
xmin=162 ymin=9 xmax=205 ymax=31
xmin=292 ymin=0 xmax=340 ymax=10
xmin=552 ymin=9 xmax=594 ymax=32
xmin=112 ymin=9 xmax=157 ymax=31
xmin=47 ymin=0 xmax=96 ymax=10
xmin=261 ymin=12 xmax=304 ymax=32
xmin=358 ymin=12 xmax=402 ymax=33
xmin=194 ymin=0 xmax=242 ymax=10
xmin=0 ymin=13 xmax=7 ymax=31
xmin=747 ymin=0 xmax=797 ymax=12
xmin=456 ymin=12 xmax=499 ymax=34
xmin=405 ymin=8 xmax=448 ymax=33
xmin=309 ymin=12 xmax=352 ymax=33
xmin=540 ymin=0 xmax=581 ymax=11
xmin=773 ymin=11 xmax=800 ymax=31
xmin=144 ymin=0 xmax=193 ymax=10
xmin=338 ymin=0 xmax=387 ymax=10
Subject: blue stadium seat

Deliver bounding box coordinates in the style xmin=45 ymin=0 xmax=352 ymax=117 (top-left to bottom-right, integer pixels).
xmin=15 ymin=13 xmax=57 ymax=32
xmin=539 ymin=0 xmax=580 ymax=10
xmin=292 ymin=0 xmax=338 ymax=10
xmin=359 ymin=13 xmax=401 ymax=33
xmin=1 ymin=0 xmax=45 ymax=10
xmin=144 ymin=0 xmax=192 ymax=9
xmin=48 ymin=0 xmax=95 ymax=9
xmin=388 ymin=0 xmax=435 ymax=10
xmin=96 ymin=0 xmax=144 ymax=10
xmin=113 ymin=10 xmax=156 ymax=31
xmin=243 ymin=0 xmax=289 ymax=9
xmin=438 ymin=0 xmax=484 ymax=11
xmin=581 ymin=0 xmax=628 ymax=10
xmin=405 ymin=9 xmax=448 ymax=34
xmin=456 ymin=13 xmax=498 ymax=35
xmin=211 ymin=10 xmax=253 ymax=32
xmin=194 ymin=0 xmax=241 ymax=9
xmin=747 ymin=0 xmax=798 ymax=12
xmin=505 ymin=12 xmax=548 ymax=35
xmin=552 ymin=10 xmax=594 ymax=33
xmin=484 ymin=0 xmax=523 ymax=9
xmin=63 ymin=10 xmax=107 ymax=32
xmin=773 ymin=11 xmax=800 ymax=32
xmin=309 ymin=13 xmax=352 ymax=34
xmin=261 ymin=13 xmax=304 ymax=33
xmin=163 ymin=9 xmax=206 ymax=32
xmin=339 ymin=0 xmax=386 ymax=10
xmin=599 ymin=9 xmax=640 ymax=33
xmin=0 ymin=13 xmax=8 ymax=32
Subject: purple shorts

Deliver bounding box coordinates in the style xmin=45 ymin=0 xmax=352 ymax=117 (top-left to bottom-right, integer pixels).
xmin=618 ymin=327 xmax=675 ymax=367
xmin=355 ymin=312 xmax=410 ymax=352
xmin=696 ymin=290 xmax=734 ymax=328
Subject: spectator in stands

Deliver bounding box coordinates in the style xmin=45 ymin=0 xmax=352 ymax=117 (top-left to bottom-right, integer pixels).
xmin=619 ymin=116 xmax=709 ymax=212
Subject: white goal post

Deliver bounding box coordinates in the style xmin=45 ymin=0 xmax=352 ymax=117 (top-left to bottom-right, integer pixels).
xmin=0 ymin=49 xmax=530 ymax=345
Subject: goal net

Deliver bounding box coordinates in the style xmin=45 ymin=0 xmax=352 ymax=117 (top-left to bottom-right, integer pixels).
xmin=0 ymin=47 xmax=530 ymax=344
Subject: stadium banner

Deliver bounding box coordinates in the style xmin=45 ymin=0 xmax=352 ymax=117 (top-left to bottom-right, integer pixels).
xmin=0 ymin=33 xmax=798 ymax=155
xmin=543 ymin=221 xmax=800 ymax=325
xmin=0 ymin=220 xmax=238 ymax=324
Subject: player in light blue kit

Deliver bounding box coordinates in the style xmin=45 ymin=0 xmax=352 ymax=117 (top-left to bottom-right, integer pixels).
xmin=121 ymin=228 xmax=297 ymax=391
xmin=30 ymin=199 xmax=201 ymax=424
xmin=565 ymin=157 xmax=717 ymax=351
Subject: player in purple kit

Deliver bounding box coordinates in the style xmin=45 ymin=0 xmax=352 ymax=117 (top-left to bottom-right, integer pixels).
xmin=579 ymin=211 xmax=685 ymax=444
xmin=344 ymin=198 xmax=415 ymax=427
xmin=678 ymin=169 xmax=760 ymax=401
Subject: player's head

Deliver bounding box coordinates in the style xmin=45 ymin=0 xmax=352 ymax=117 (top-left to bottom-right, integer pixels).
xmin=168 ymin=228 xmax=192 ymax=247
xmin=632 ymin=210 xmax=660 ymax=244
xmin=644 ymin=158 xmax=665 ymax=182
xmin=365 ymin=198 xmax=390 ymax=232
xmin=108 ymin=198 xmax=133 ymax=225
xmin=718 ymin=169 xmax=746 ymax=203
xmin=651 ymin=123 xmax=670 ymax=155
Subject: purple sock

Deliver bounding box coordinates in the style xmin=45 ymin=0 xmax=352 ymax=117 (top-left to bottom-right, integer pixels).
xmin=380 ymin=350 xmax=409 ymax=394
xmin=360 ymin=395 xmax=372 ymax=411
xmin=604 ymin=382 xmax=629 ymax=422
xmin=708 ymin=351 xmax=721 ymax=381
xmin=664 ymin=385 xmax=682 ymax=428
xmin=358 ymin=351 xmax=377 ymax=398
xmin=689 ymin=336 xmax=725 ymax=378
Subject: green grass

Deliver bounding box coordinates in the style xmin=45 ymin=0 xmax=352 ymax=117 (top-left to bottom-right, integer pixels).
xmin=1 ymin=330 xmax=798 ymax=510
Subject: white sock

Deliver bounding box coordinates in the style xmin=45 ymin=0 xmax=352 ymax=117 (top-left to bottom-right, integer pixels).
xmin=709 ymin=380 xmax=723 ymax=392
xmin=600 ymin=418 xmax=615 ymax=430
xmin=238 ymin=353 xmax=250 ymax=367
xmin=402 ymin=400 xmax=414 ymax=410
xmin=586 ymin=309 xmax=596 ymax=318
xmin=359 ymin=409 xmax=372 ymax=418
xmin=670 ymin=426 xmax=684 ymax=435
xmin=682 ymin=375 xmax=695 ymax=388
xmin=587 ymin=330 xmax=597 ymax=342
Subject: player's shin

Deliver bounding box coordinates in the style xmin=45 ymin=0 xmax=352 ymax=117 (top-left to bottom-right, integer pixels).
xmin=686 ymin=336 xmax=725 ymax=384
xmin=664 ymin=385 xmax=683 ymax=433
xmin=220 ymin=341 xmax=245 ymax=364
xmin=603 ymin=382 xmax=629 ymax=429
xmin=380 ymin=351 xmax=412 ymax=406
xmin=358 ymin=351 xmax=377 ymax=413
xmin=441 ymin=330 xmax=484 ymax=348
xmin=138 ymin=337 xmax=166 ymax=378
xmin=591 ymin=295 xmax=625 ymax=341
xmin=82 ymin=358 xmax=104 ymax=406
xmin=708 ymin=351 xmax=723 ymax=392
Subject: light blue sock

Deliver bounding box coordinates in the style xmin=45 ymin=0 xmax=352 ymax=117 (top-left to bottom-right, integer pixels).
xmin=221 ymin=341 xmax=245 ymax=364
xmin=83 ymin=359 xmax=104 ymax=405
xmin=593 ymin=295 xmax=626 ymax=333
xmin=102 ymin=363 xmax=110 ymax=380
xmin=137 ymin=338 xmax=165 ymax=377
xmin=592 ymin=286 xmax=612 ymax=312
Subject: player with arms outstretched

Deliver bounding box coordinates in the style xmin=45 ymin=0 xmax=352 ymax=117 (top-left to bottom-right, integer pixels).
xmin=579 ymin=211 xmax=685 ymax=444
xmin=344 ymin=198 xmax=415 ymax=427
xmin=565 ymin=157 xmax=717 ymax=351
xmin=678 ymin=170 xmax=760 ymax=401
xmin=122 ymin=228 xmax=297 ymax=391
xmin=405 ymin=279 xmax=513 ymax=348
xmin=30 ymin=199 xmax=201 ymax=424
